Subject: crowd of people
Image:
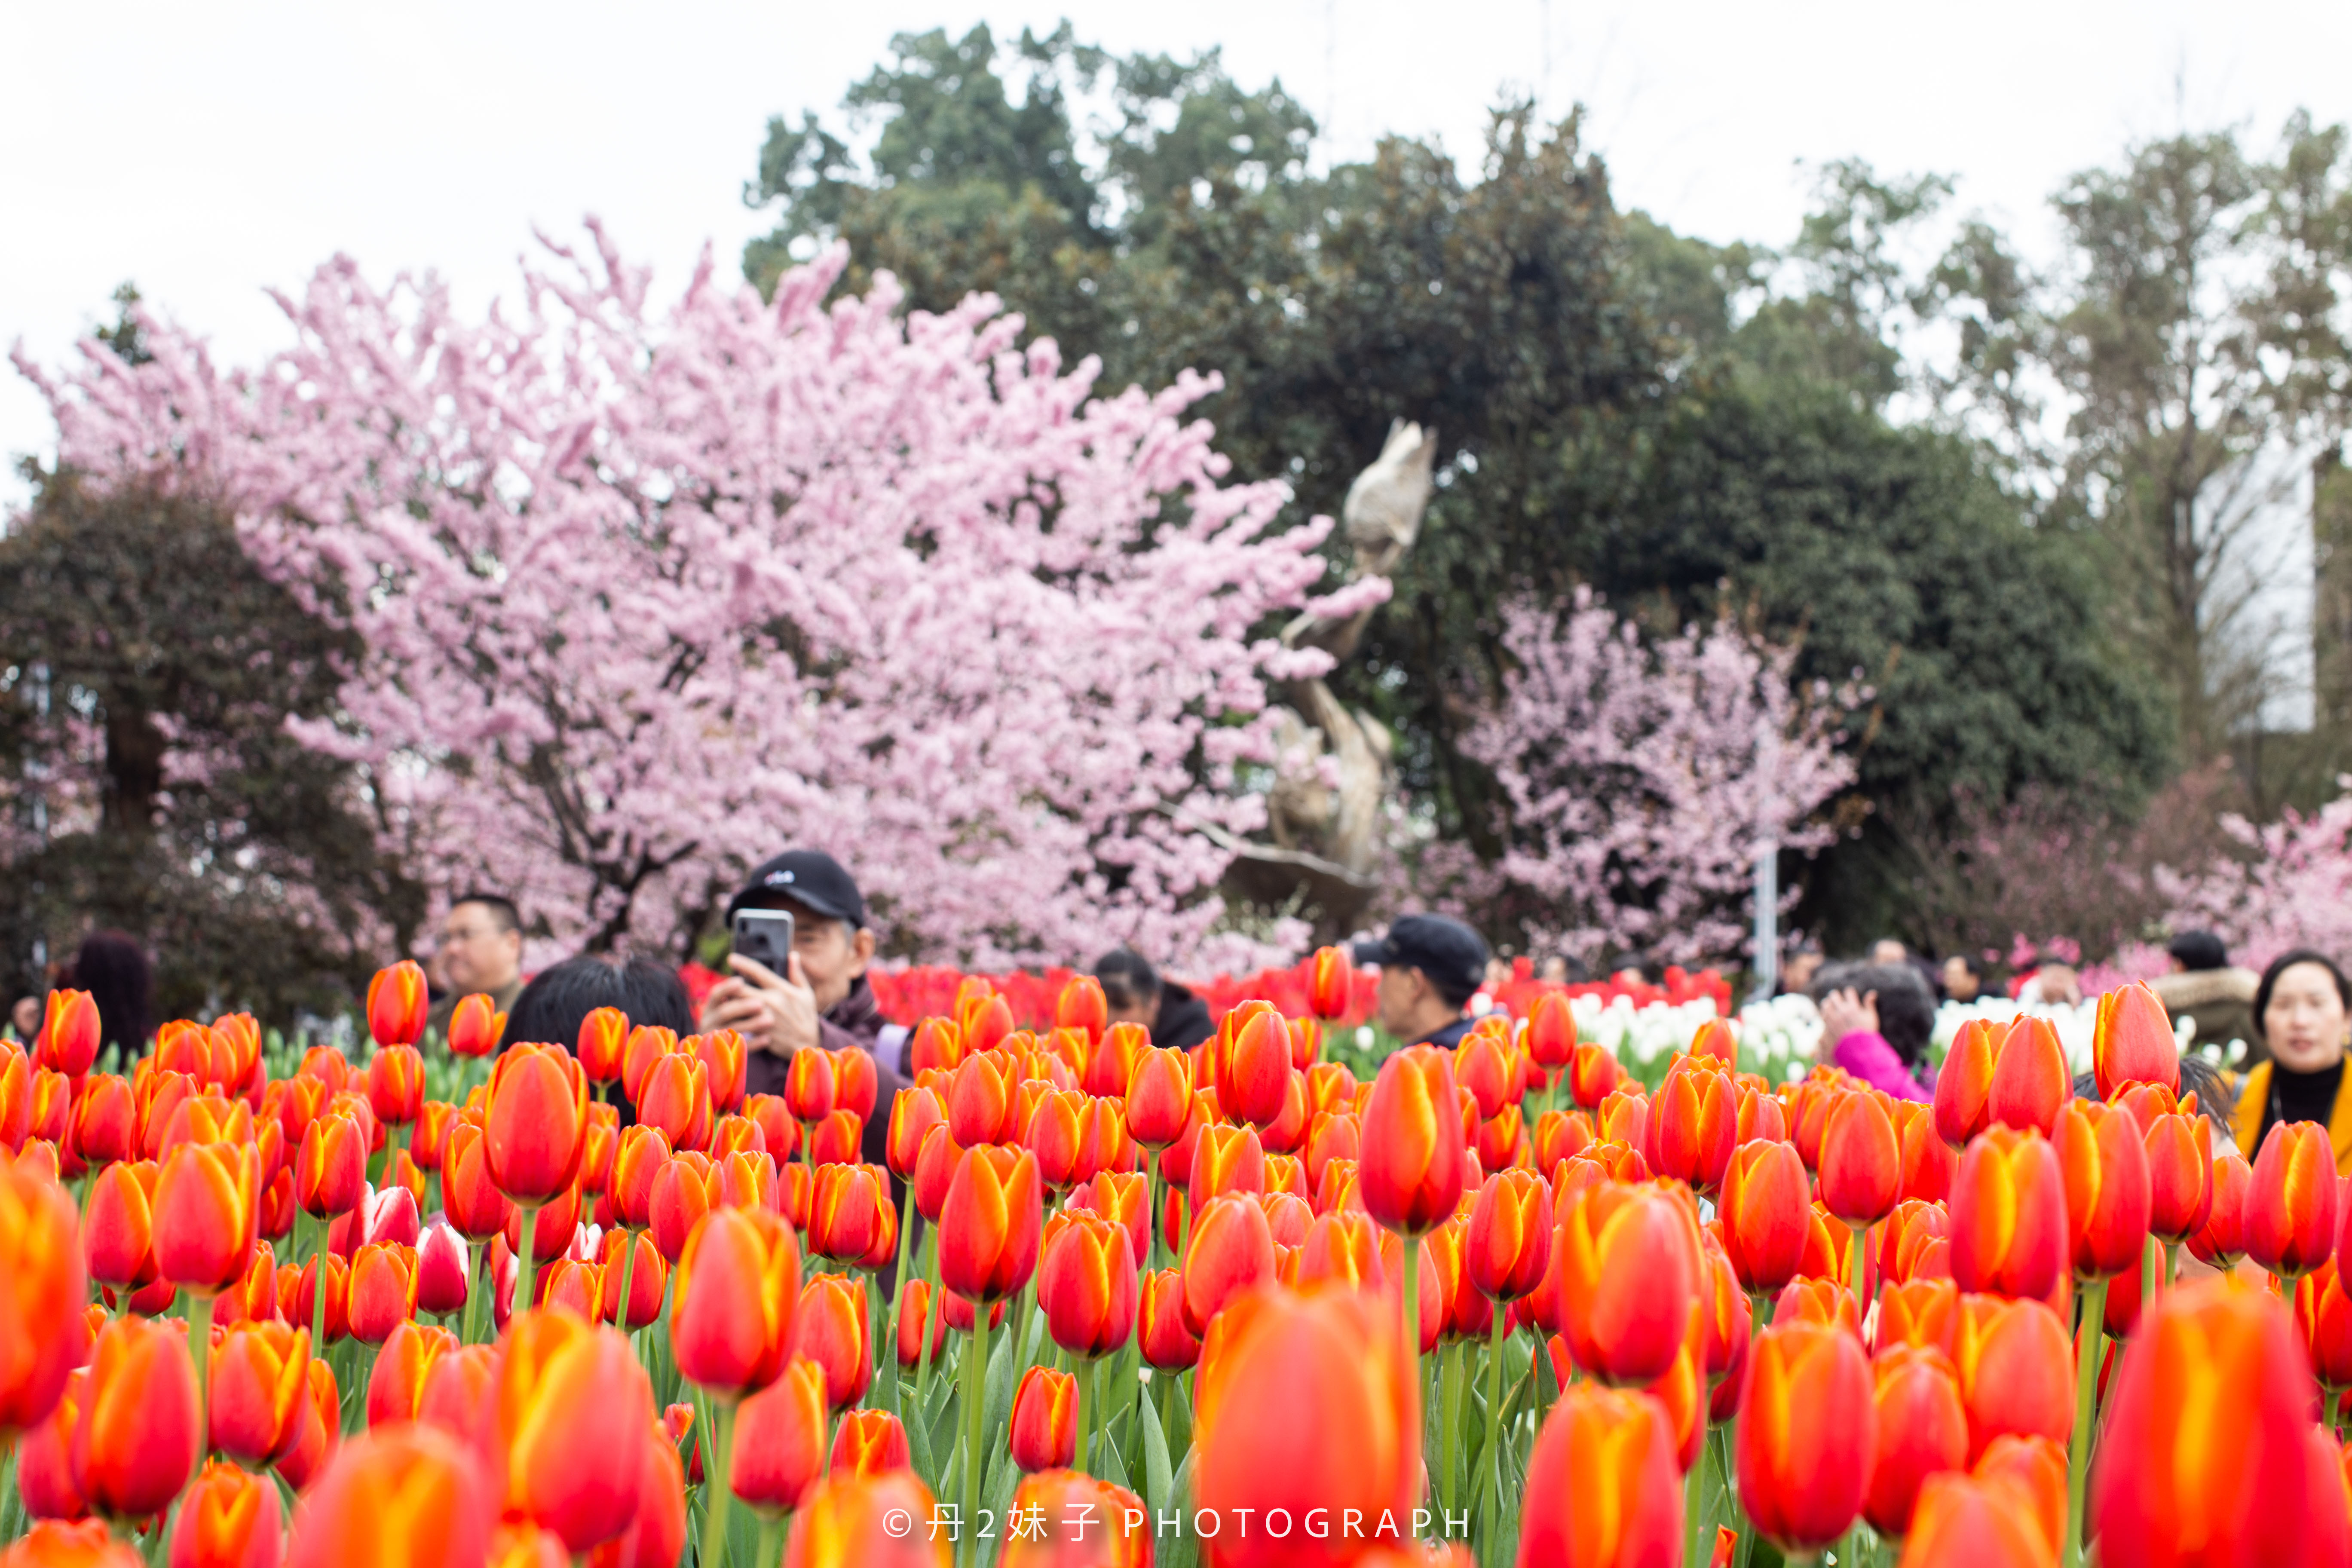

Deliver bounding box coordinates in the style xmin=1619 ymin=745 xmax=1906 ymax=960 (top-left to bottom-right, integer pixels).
xmin=15 ymin=844 xmax=2352 ymax=1179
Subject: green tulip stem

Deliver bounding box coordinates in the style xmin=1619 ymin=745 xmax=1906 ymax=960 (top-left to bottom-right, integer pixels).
xmin=2142 ymin=1233 xmax=2157 ymax=1314
xmin=1848 ymin=1222 xmax=1870 ymax=1319
xmin=188 ymin=1291 xmax=215 ymax=1456
xmin=704 ymin=1398 xmax=740 ymax=1568
xmin=962 ymin=1308 xmax=989 ymax=1568
xmin=886 ymin=1179 xmax=918 ymax=1411
xmin=915 ymin=1228 xmax=943 ymax=1411
xmin=2066 ymin=1274 xmax=2110 ymax=1568
xmin=1484 ymin=1307 xmax=1506 ymax=1528
xmin=613 ymin=1228 xmax=640 ymax=1348
xmin=515 ymin=1203 xmax=542 ymax=1316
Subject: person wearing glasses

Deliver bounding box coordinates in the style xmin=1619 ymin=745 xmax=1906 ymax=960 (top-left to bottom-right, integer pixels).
xmin=426 ymin=891 xmax=527 ymax=1040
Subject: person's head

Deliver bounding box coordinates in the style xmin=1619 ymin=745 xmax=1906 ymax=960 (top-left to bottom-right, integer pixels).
xmin=1810 ymin=960 xmax=1936 ymax=1066
xmin=1092 ymin=950 xmax=1163 ymax=1029
xmin=1870 ymin=938 xmax=1909 ymax=966
xmin=1940 ymin=952 xmax=1985 ymax=1003
xmin=72 ymin=930 xmax=152 ymax=1056
xmin=1354 ymin=915 xmax=1489 ymax=1039
xmin=437 ymin=892 xmax=524 ymax=995
xmin=504 ymin=952 xmax=694 ymax=1053
xmin=2254 ymin=949 xmax=2352 ymax=1074
xmin=2168 ymin=930 xmax=2230 ymax=974
xmin=726 ymin=850 xmax=876 ymax=1014
xmin=1780 ymin=944 xmax=1824 ymax=995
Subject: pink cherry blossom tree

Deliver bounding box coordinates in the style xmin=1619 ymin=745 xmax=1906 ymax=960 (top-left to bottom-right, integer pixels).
xmin=2156 ymin=788 xmax=2352 ymax=970
xmin=1459 ymin=588 xmax=1860 ymax=965
xmin=22 ymin=225 xmax=1353 ymax=968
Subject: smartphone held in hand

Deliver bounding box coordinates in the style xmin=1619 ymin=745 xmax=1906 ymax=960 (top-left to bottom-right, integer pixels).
xmin=731 ymin=908 xmax=795 ymax=971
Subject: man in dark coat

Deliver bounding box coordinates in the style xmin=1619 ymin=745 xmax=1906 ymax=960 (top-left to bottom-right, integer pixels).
xmin=1093 ymin=949 xmax=1215 ymax=1053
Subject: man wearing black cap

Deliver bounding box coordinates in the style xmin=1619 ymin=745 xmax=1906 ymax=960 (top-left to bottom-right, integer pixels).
xmin=1353 ymin=914 xmax=1491 ymax=1049
xmin=701 ymin=850 xmax=910 ymax=1163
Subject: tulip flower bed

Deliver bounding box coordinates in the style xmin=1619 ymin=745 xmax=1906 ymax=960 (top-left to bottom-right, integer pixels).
xmin=0 ymin=957 xmax=2341 ymax=1568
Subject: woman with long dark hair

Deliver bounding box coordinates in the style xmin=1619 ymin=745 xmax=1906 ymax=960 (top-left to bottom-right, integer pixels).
xmin=2230 ymin=949 xmax=2352 ymax=1172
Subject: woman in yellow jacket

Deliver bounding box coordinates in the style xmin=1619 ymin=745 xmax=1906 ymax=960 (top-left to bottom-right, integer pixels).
xmin=2231 ymin=949 xmax=2352 ymax=1173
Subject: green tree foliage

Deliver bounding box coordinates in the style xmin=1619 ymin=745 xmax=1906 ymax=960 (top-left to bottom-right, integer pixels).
xmin=744 ymin=28 xmax=2182 ymax=952
xmin=0 ymin=466 xmax=420 ymax=1024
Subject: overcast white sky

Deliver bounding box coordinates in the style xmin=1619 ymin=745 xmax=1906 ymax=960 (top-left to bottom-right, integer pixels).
xmin=5 ymin=0 xmax=2349 ymax=506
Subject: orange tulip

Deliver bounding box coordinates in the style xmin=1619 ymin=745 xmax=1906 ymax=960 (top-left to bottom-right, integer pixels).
xmin=1514 ymin=1382 xmax=1683 ymax=1568
xmin=2295 ymin=1259 xmax=2352 ymax=1390
xmin=1972 ymin=1434 xmax=2067 ymax=1561
xmin=1305 ymin=946 xmax=1354 ymax=1020
xmin=2143 ymin=1107 xmax=2214 ymax=1244
xmin=808 ymin=1161 xmax=890 ymax=1265
xmin=1948 ymin=1127 xmax=2067 ymax=1302
xmin=1949 ymin=1294 xmax=2073 ymax=1459
xmin=210 ymin=1320 xmax=310 ymax=1464
xmin=5 ymin=1520 xmax=143 ymax=1567
xmin=1893 ymin=1099 xmax=1954 ymax=1204
xmin=730 ymin=1358 xmax=828 ymax=1514
xmin=1185 ymin=1123 xmax=1265 ymax=1216
xmin=1648 ymin=1059 xmax=1736 ymax=1193
xmin=1039 ymin=1209 xmax=1137 ymax=1360
xmin=2055 ymin=1098 xmax=2152 ymax=1280
xmin=2092 ymin=980 xmax=2179 ymax=1099
xmin=18 ymin=1358 xmax=87 ymax=1522
xmin=695 ymin=1030 xmax=748 ymax=1114
xmin=35 ymin=991 xmax=101 ymax=1079
xmin=1819 ymin=1090 xmax=1902 ymax=1234
xmin=285 ymin=1424 xmax=494 ymax=1568
xmin=291 ymin=1253 xmax=350 ymax=1344
xmin=168 ymin=1460 xmax=282 ymax=1568
xmin=1465 ymin=1167 xmax=1552 ymax=1302
xmin=69 ymin=1074 xmax=136 ymax=1172
xmin=1774 ymin=1276 xmax=1860 ymax=1336
xmin=1717 ymin=1139 xmax=1810 ymax=1298
xmin=560 ymin=1006 xmax=622 ymax=1086
xmin=484 ymin=1044 xmax=589 ymax=1205
xmin=619 ymin=1027 xmax=678 ymax=1106
xmin=1879 ymin=1196 xmax=1952 ymax=1286
xmin=274 ymin=1358 xmax=341 ymax=1494
xmin=894 ymin=1280 xmax=948 ymax=1369
xmin=670 ymin=1204 xmax=802 ymax=1398
xmin=2187 ymin=1148 xmax=2251 ymax=1268
xmin=1554 ymin=1180 xmax=1701 ymax=1386
xmin=152 ymin=1140 xmax=260 ymax=1295
xmin=1009 ymin=1366 xmax=1078 ymax=1472
xmin=599 ymin=1231 xmax=668 ymax=1331
xmin=998 ymin=1471 xmax=1147 ymax=1567
xmin=367 ymin=1045 xmax=426 ymax=1131
xmin=649 ymin=1154 xmax=719 ymax=1264
xmin=1984 ymin=1017 xmax=2067 ymax=1136
xmin=2247 ymin=1118 xmax=2339 ymax=1279
xmin=72 ymin=1315 xmax=199 ymax=1519
xmin=494 ymin=1309 xmax=655 ymax=1552
xmin=1863 ymin=1344 xmax=1969 ymax=1537
xmin=1735 ymin=1320 xmax=1874 ymax=1552
xmin=2093 ymin=1278 xmax=2350 ymax=1567
xmin=884 ymin=1088 xmax=945 ymax=1182
xmin=1193 ymin=1283 xmax=1418 ymax=1562
xmin=1053 ymin=975 xmax=1109 ymax=1047
xmin=792 ymin=1274 xmax=871 ymax=1411
xmin=1 ymin=1156 xmax=88 ymax=1441
xmin=635 ymin=1054 xmax=713 ymax=1156
xmin=1084 ymin=1022 xmax=1145 ymax=1100
xmin=781 ymin=1470 xmax=950 ymax=1568
xmin=1902 ymin=1470 xmax=2060 ymax=1568
xmin=1358 ymin=1047 xmax=1467 ymax=1238
xmin=1566 ymin=1042 xmax=1621 ymax=1111
xmin=366 ymin=962 xmax=429 ymax=1049
xmin=937 ymin=1145 xmax=1043 ymax=1305
xmin=346 ymin=1242 xmax=418 ymax=1345
xmin=907 ymin=1019 xmax=963 ymax=1077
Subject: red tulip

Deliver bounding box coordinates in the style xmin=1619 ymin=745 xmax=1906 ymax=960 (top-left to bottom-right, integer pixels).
xmin=1894 ymin=1100 xmax=1955 ymax=1204
xmin=209 ymin=1321 xmax=310 ymax=1464
xmin=1944 ymin=1020 xmax=2005 ymax=1150
xmin=2094 ymin=1278 xmax=2352 ymax=1568
xmin=1009 ymin=1366 xmax=1077 ymax=1472
xmin=1514 ymin=1381 xmax=1683 ymax=1568
xmin=365 ymin=1321 xmax=454 ymax=1427
xmin=153 ymin=1140 xmax=261 ymax=1294
xmin=169 ymin=1459 xmax=282 ymax=1568
xmin=1181 ymin=1192 xmax=1276 ymax=1335
xmin=807 ymin=1161 xmax=889 ymax=1265
xmin=780 ymin=1470 xmax=951 ymax=1568
xmin=670 ymin=1205 xmax=802 ymax=1398
xmin=11 ymin=1521 xmax=143 ymax=1567
xmin=2143 ymin=1108 xmax=2214 ymax=1244
xmin=441 ymin=994 xmax=506 ymax=1062
xmin=441 ymin=1120 xmax=514 ymax=1241
xmin=1985 ymin=1017 xmax=2067 ymax=1136
xmin=1083 ymin=1021 xmax=1145 ymax=1100
xmin=291 ymin=1253 xmax=350 ymax=1344
xmin=1717 ymin=1139 xmax=1810 ymax=1298
xmin=1554 ymin=1180 xmax=1702 ymax=1386
xmin=1971 ymin=1435 xmax=2067 ymax=1562
xmin=346 ymin=1241 xmax=418 ymax=1345
xmin=1568 ymin=1043 xmax=1622 ymax=1110
xmin=1039 ymin=1209 xmax=1137 ymax=1360
xmin=484 ymin=1045 xmax=589 ymax=1204
xmin=17 ymin=1364 xmax=89 ymax=1522
xmin=730 ymin=1358 xmax=828 ymax=1514
xmin=2187 ymin=1148 xmax=2251 ymax=1268
xmin=1949 ymin=1294 xmax=2073 ymax=1460
xmin=1863 ymin=1344 xmax=1969 ymax=1537
xmin=1819 ymin=1089 xmax=1902 ymax=1228
xmin=1736 ymin=1320 xmax=1874 ymax=1552
xmin=1139 ymin=1268 xmax=1202 ymax=1371
xmin=493 ymin=1309 xmax=654 ymax=1552
xmin=1055 ymin=974 xmax=1110 ymax=1046
xmin=286 ymin=1424 xmax=494 ymax=1568
xmin=1903 ymin=1470 xmax=2061 ymax=1568
xmin=1876 ymin=1277 xmax=1960 ymax=1357
xmin=1466 ymin=1168 xmax=1552 ymax=1302
xmin=274 ymin=1359 xmax=341 ymax=1494
xmin=2247 ymin=1118 xmax=2339 ymax=1279
xmin=1192 ymin=1283 xmax=1418 ymax=1562
xmin=2052 ymin=1097 xmax=2153 ymax=1281
xmin=620 ymin=1027 xmax=678 ymax=1106
xmin=2295 ymin=1258 xmax=2352 ymax=1390
xmin=1358 ymin=1047 xmax=1467 ymax=1238
xmin=365 ymin=962 xmax=429 ymax=1049
xmin=696 ymin=1031 xmax=748 ymax=1115
xmin=73 ymin=1315 xmax=200 ymax=1519
xmin=0 ymin=1157 xmax=93 ymax=1440
xmin=2093 ymin=981 xmax=2179 ymax=1099
xmin=367 ymin=1046 xmax=426 ymax=1132
xmin=36 ymin=991 xmax=101 ymax=1079
xmin=1649 ymin=1059 xmax=1736 ymax=1193
xmin=1948 ymin=1127 xmax=2067 ymax=1302
xmin=937 ymin=1145 xmax=1043 ymax=1305
xmin=70 ymin=1075 xmax=137 ymax=1171
xmin=1121 ymin=1049 xmax=1192 ymax=1154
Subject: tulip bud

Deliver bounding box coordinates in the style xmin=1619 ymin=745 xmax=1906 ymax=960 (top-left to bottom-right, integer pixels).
xmin=1948 ymin=1127 xmax=2067 ymax=1302
xmin=2187 ymin=1148 xmax=2251 ymax=1268
xmin=1039 ymin=1209 xmax=1138 ymax=1360
xmin=285 ymin=1424 xmax=494 ymax=1568
xmin=1554 ymin=1180 xmax=1702 ymax=1387
xmin=493 ymin=1310 xmax=655 ymax=1552
xmin=937 ymin=1145 xmax=1043 ymax=1306
xmin=1862 ymin=1344 xmax=1969 ymax=1537
xmin=2142 ymin=1107 xmax=2213 ymax=1244
xmin=367 ymin=1320 xmax=456 ymax=1428
xmin=1139 ymin=1267 xmax=1202 ymax=1371
xmin=484 ymin=1045 xmax=589 ymax=1205
xmin=1950 ymin=1294 xmax=2073 ymax=1459
xmin=1008 ymin=1366 xmax=1077 ymax=1473
xmin=793 ymin=1274 xmax=871 ymax=1412
xmin=209 ymin=1321 xmax=311 ymax=1464
xmin=670 ymin=1206 xmax=802 ymax=1399
xmin=2055 ymin=1098 xmax=2153 ymax=1280
xmin=2092 ymin=981 xmax=2179 ymax=1099
xmin=1938 ymin=1019 xmax=2002 ymax=1149
xmin=1717 ymin=1139 xmax=1810 ymax=1299
xmin=780 ymin=1470 xmax=949 ymax=1568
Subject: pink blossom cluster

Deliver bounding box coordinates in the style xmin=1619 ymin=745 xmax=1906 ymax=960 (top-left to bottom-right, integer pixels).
xmin=1461 ymin=588 xmax=1859 ymax=965
xmin=2156 ymin=788 xmax=2352 ymax=971
xmin=21 ymin=225 xmax=1356 ymax=968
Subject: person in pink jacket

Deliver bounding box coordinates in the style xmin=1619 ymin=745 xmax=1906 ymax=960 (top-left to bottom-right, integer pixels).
xmin=1811 ymin=961 xmax=1936 ymax=1101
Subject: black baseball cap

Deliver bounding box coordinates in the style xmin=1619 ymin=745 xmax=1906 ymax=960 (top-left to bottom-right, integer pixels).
xmin=726 ymin=850 xmax=866 ymax=929
xmin=1353 ymin=915 xmax=1490 ymax=1007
